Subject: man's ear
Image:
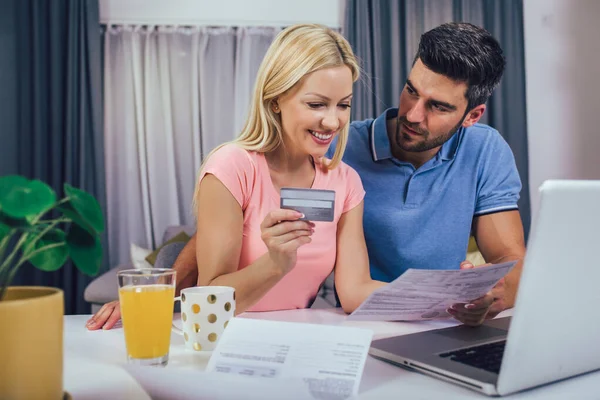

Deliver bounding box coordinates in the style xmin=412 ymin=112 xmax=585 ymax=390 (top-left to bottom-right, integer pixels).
xmin=462 ymin=104 xmax=486 ymax=128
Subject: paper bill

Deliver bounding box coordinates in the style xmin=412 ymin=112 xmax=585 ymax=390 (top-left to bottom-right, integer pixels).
xmin=206 ymin=318 xmax=372 ymax=399
xmin=347 ymin=260 xmax=518 ymax=321
xmin=125 ymin=364 xmax=315 ymax=400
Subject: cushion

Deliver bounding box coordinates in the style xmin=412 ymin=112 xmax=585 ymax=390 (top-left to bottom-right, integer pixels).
xmin=466 ymin=236 xmax=486 ymax=266
xmin=130 ymin=243 xmax=153 ymax=269
xmin=162 ymin=225 xmax=196 ymax=244
xmin=154 ymin=241 xmax=188 ymax=269
xmin=145 ymin=231 xmax=191 ymax=265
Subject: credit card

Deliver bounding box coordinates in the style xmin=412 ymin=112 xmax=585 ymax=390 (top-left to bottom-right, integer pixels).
xmin=280 ymin=187 xmax=335 ymax=222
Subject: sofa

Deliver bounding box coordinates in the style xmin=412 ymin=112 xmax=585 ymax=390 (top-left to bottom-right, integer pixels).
xmin=84 ymin=225 xmax=336 ymax=313
xmin=84 ymin=226 xmax=483 ymax=313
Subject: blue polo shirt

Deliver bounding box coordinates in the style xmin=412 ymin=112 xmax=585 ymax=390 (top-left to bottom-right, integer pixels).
xmin=328 ymin=108 xmax=521 ymax=282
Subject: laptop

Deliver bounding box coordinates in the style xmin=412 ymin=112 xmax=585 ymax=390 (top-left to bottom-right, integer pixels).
xmin=369 ymin=180 xmax=600 ymax=396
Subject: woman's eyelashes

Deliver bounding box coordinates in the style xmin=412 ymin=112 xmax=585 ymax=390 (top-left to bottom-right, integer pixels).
xmin=306 ymin=103 xmax=352 ymax=110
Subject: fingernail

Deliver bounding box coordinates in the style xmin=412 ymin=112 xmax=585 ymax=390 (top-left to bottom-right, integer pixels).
xmin=446 ymin=308 xmax=456 ymax=314
xmin=465 ymin=304 xmax=476 ymax=309
xmin=299 ymin=213 xmax=305 ymax=218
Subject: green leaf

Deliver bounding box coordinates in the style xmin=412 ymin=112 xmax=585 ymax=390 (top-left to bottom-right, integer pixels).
xmin=66 ymin=224 xmax=102 ymax=276
xmin=0 ymin=177 xmax=56 ymax=219
xmin=58 ymin=184 xmax=104 ymax=235
xmin=0 ymin=175 xmax=28 ymax=198
xmin=23 ymin=229 xmax=69 ymax=272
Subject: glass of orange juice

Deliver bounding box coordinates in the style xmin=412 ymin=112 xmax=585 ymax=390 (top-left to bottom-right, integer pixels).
xmin=117 ymin=268 xmax=176 ymax=366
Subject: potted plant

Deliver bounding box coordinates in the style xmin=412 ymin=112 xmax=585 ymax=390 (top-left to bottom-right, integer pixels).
xmin=0 ymin=175 xmax=104 ymax=400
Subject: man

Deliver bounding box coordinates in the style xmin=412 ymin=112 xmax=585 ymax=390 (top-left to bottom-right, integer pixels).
xmin=87 ymin=22 xmax=525 ymax=330
xmin=326 ymin=22 xmax=526 ymax=326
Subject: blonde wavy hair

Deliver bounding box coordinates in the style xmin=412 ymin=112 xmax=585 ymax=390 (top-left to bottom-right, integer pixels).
xmin=193 ymin=24 xmax=360 ymax=213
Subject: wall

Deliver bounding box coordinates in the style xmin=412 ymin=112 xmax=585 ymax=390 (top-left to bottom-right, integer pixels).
xmin=524 ymin=0 xmax=600 ymax=218
xmin=99 ymin=0 xmax=344 ymax=27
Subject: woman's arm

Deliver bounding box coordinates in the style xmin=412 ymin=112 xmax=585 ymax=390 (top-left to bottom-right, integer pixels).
xmin=334 ymin=201 xmax=386 ymax=313
xmin=195 ymin=174 xmax=312 ymax=313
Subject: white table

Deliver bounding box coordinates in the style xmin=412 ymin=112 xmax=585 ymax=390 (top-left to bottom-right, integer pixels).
xmin=64 ymin=309 xmax=600 ymax=399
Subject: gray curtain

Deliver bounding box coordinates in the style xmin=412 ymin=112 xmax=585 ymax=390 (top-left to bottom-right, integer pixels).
xmin=482 ymin=0 xmax=530 ymax=241
xmin=344 ymin=0 xmax=531 ymax=240
xmin=0 ymin=0 xmax=106 ymax=314
xmin=102 ymin=26 xmax=279 ymax=267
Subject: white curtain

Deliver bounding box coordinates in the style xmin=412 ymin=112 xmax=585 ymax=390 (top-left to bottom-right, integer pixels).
xmin=104 ymin=25 xmax=279 ymax=267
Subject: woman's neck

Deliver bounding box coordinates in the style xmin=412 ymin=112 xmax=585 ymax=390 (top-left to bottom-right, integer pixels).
xmin=266 ymin=146 xmax=312 ymax=172
xmin=265 ymin=145 xmax=315 ymax=190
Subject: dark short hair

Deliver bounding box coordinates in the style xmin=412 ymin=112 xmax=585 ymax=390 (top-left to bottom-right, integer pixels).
xmin=415 ymin=22 xmax=506 ymax=110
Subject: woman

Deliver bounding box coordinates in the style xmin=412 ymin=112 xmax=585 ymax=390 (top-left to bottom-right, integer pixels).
xmin=87 ymin=24 xmax=385 ymax=330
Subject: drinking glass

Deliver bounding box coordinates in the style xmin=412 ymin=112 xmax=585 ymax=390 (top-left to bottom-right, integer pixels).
xmin=117 ymin=268 xmax=176 ymax=366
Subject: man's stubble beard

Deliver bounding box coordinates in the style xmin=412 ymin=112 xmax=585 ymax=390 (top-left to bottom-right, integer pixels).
xmin=395 ymin=115 xmax=464 ymax=153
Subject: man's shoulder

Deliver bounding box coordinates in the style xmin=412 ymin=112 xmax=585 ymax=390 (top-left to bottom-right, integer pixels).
xmin=328 ymin=117 xmax=374 ymax=159
xmin=349 ymin=117 xmax=374 ymax=135
xmin=463 ymin=123 xmax=503 ymax=141
xmin=459 ymin=123 xmax=512 ymax=154
xmin=458 ymin=123 xmax=518 ymax=181
xmin=345 ymin=117 xmax=374 ymax=149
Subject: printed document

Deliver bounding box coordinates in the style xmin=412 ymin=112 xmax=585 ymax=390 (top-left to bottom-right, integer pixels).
xmin=206 ymin=318 xmax=373 ymax=399
xmin=347 ymin=260 xmax=517 ymax=321
xmin=125 ymin=364 xmax=312 ymax=400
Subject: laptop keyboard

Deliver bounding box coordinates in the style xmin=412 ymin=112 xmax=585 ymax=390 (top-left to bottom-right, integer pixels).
xmin=439 ymin=340 xmax=506 ymax=374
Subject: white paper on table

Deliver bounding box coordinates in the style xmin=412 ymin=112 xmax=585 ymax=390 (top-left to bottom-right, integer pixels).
xmin=125 ymin=364 xmax=313 ymax=400
xmin=347 ymin=260 xmax=517 ymax=321
xmin=206 ymin=318 xmax=373 ymax=400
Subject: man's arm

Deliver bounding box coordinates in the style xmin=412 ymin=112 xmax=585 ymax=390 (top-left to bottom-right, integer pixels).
xmin=473 ymin=210 xmax=526 ymax=309
xmin=449 ymin=210 xmax=526 ymax=326
xmin=172 ymin=233 xmax=199 ymax=296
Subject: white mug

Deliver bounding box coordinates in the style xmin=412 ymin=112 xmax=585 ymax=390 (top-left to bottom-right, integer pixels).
xmin=172 ymin=286 xmax=236 ymax=351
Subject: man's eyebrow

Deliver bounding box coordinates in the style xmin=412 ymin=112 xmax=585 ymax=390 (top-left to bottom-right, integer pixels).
xmin=406 ymin=79 xmax=419 ymax=95
xmin=430 ymin=100 xmax=457 ymax=111
xmin=405 ymin=79 xmax=458 ymax=111
xmin=304 ymin=93 xmax=353 ymax=101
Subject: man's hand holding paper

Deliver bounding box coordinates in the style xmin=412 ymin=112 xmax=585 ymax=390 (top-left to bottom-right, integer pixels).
xmin=347 ymin=260 xmax=517 ymax=322
xmin=447 ymin=261 xmax=509 ymax=326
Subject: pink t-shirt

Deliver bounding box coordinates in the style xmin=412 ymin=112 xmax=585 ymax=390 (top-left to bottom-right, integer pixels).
xmin=199 ymin=144 xmax=365 ymax=312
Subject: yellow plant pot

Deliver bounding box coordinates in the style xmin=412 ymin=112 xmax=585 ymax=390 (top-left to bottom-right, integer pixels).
xmin=0 ymin=286 xmax=64 ymax=400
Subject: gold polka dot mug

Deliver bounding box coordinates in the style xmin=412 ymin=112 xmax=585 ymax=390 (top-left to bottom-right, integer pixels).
xmin=172 ymin=286 xmax=236 ymax=351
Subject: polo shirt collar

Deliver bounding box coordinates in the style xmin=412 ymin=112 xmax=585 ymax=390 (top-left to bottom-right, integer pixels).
xmin=439 ymin=127 xmax=462 ymax=161
xmin=370 ymin=108 xmax=396 ymax=161
xmin=369 ymin=107 xmax=462 ymax=162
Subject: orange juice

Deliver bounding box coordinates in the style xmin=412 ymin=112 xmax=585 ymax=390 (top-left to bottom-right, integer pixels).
xmin=118 ymin=284 xmax=175 ymax=359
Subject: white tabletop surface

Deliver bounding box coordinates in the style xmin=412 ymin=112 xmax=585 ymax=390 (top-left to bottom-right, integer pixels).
xmin=64 ymin=308 xmax=600 ymax=399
